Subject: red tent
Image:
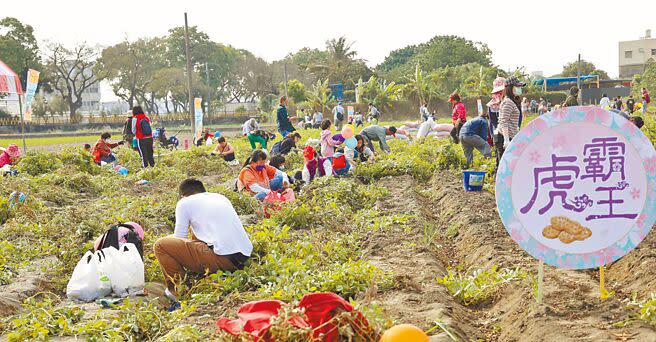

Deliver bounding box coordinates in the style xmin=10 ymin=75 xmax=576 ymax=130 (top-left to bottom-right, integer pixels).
xmin=0 ymin=59 xmax=23 ymax=95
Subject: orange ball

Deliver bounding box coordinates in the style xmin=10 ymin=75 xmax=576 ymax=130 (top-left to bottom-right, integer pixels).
xmin=380 ymin=324 xmax=429 ymax=342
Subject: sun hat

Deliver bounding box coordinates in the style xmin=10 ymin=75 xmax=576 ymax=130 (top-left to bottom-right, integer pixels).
xmin=491 ymin=77 xmax=507 ymax=93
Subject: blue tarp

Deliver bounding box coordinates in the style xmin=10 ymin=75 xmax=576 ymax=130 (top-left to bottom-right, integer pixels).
xmin=533 ymin=75 xmax=599 ymax=87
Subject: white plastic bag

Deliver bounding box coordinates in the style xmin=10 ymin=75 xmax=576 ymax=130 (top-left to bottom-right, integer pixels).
xmin=205 ymin=137 xmax=213 ymax=146
xmin=66 ymin=250 xmax=112 ymax=302
xmin=417 ymin=121 xmax=432 ymax=138
xmin=103 ymin=244 xmax=145 ymax=297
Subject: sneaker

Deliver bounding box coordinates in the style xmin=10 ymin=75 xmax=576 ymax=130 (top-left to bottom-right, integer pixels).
xmin=167 ymin=301 xmax=181 ymax=312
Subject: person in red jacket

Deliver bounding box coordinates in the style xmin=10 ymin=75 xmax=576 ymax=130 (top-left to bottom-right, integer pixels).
xmin=131 ymin=106 xmax=155 ymax=167
xmin=449 ymin=93 xmax=467 ymax=144
xmin=91 ymin=132 xmax=124 ymax=164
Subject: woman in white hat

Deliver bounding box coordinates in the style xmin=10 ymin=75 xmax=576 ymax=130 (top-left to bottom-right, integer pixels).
xmin=487 ymin=77 xmax=505 ymax=169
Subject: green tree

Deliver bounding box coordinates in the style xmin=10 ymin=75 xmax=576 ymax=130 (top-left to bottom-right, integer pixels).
xmin=402 ymin=64 xmax=436 ymax=107
xmin=149 ymin=68 xmax=208 ymax=113
xmin=279 ymin=79 xmax=306 ymax=104
xmin=560 ymin=59 xmax=610 ymax=80
xmin=258 ymin=94 xmax=278 ymax=114
xmin=226 ymin=50 xmax=275 ymax=102
xmin=377 ymin=45 xmax=420 ymax=73
xmin=98 ymin=38 xmax=164 ymax=108
xmin=632 ymin=58 xmax=656 ymax=100
xmin=377 ymin=35 xmax=492 ymax=81
xmin=357 ymin=76 xmax=402 ymax=111
xmin=304 ymin=79 xmax=336 ymax=112
xmin=0 ymin=17 xmax=41 ymax=77
xmin=307 ymin=36 xmax=372 ymax=85
xmin=30 ymin=93 xmax=48 ymax=123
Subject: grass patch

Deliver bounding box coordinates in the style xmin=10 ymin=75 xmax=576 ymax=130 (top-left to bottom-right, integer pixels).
xmin=0 ymin=135 xmax=99 ymax=147
xmin=437 ymin=266 xmax=527 ymax=306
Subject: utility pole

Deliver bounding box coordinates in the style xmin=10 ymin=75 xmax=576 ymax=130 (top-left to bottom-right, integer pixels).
xmin=205 ymin=62 xmax=211 ymax=125
xmin=184 ymin=12 xmax=195 ymax=134
xmin=577 ymin=54 xmax=582 ymax=105
xmin=283 ymin=63 xmax=289 ymax=101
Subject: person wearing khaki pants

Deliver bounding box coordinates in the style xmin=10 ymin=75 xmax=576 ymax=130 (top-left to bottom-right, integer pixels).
xmin=154 ymin=178 xmax=252 ymax=309
xmin=154 ymin=235 xmax=237 ymax=294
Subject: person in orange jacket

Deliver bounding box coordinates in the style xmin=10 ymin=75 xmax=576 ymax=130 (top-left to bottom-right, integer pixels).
xmin=91 ymin=132 xmax=124 ymax=164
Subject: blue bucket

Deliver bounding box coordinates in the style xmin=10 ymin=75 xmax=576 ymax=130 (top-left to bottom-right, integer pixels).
xmin=463 ymin=171 xmax=487 ymax=191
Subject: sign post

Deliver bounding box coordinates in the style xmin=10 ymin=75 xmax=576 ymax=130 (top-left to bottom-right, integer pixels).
xmin=194 ymin=97 xmax=203 ymax=144
xmin=496 ymin=106 xmax=656 ymax=300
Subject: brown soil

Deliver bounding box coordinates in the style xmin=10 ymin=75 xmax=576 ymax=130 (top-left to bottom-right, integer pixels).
xmin=2 ymin=170 xmax=655 ymax=341
xmin=0 ymin=257 xmax=56 ymax=316
xmin=413 ymin=171 xmax=656 ymax=341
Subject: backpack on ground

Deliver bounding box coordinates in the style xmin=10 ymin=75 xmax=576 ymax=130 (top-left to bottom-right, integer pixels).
xmin=95 ymin=223 xmax=144 ymax=259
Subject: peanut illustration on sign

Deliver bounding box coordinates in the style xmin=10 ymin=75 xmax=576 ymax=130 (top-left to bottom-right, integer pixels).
xmin=542 ymin=216 xmax=592 ymax=244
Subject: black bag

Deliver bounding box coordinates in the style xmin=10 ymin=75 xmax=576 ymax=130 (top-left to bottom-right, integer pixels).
xmin=95 ymin=223 xmax=144 ymax=259
xmin=139 ymin=118 xmax=152 ymax=136
xmin=336 ymin=111 xmax=344 ymax=121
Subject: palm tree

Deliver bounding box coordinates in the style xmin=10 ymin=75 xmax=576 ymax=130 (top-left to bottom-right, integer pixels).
xmin=357 ymin=76 xmax=402 ymax=112
xmin=403 ymin=64 xmax=436 ymax=108
xmin=304 ymin=79 xmax=336 ymax=112
xmin=308 ymin=36 xmax=362 ymax=85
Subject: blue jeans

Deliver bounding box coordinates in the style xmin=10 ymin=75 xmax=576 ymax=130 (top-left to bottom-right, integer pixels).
xmin=279 ymin=130 xmax=292 ymax=139
xmin=269 ymin=174 xmax=285 ymax=191
xmin=101 ymin=153 xmax=116 ymax=164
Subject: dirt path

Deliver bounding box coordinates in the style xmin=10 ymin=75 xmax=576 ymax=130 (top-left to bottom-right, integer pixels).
xmin=362 ymin=175 xmax=476 ymax=340
xmin=418 ymin=171 xmax=655 ymax=341
xmin=0 ymin=257 xmax=56 ymax=316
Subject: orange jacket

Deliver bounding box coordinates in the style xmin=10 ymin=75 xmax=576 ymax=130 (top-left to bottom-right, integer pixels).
xmin=91 ymin=139 xmax=119 ymax=162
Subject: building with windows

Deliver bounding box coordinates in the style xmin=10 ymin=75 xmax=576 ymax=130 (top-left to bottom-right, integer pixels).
xmin=618 ymin=30 xmax=656 ymax=78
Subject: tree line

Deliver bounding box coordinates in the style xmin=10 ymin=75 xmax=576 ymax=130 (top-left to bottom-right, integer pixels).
xmin=2 ymin=16 xmax=636 ymax=122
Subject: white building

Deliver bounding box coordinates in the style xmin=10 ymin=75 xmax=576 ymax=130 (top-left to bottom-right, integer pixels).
xmin=619 ymin=29 xmax=656 ymax=78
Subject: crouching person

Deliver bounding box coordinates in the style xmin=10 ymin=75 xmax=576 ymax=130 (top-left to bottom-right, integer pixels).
xmin=154 ymin=178 xmax=252 ymax=309
xmin=459 ymin=112 xmax=492 ymax=169
xmin=237 ymin=150 xmax=289 ymax=200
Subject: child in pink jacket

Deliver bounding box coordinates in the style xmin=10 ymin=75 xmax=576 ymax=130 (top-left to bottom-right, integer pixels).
xmin=319 ymin=119 xmax=343 ymax=158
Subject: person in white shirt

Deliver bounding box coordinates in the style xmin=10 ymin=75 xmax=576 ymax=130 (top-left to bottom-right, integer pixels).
xmin=242 ymin=118 xmax=259 ymax=136
xmin=312 ymin=111 xmax=323 ymax=128
xmin=154 ymin=178 xmax=253 ymax=301
xmin=599 ymin=93 xmax=611 ymax=109
xmin=420 ymin=103 xmax=430 ymax=121
xmin=332 ymin=102 xmax=345 ymax=130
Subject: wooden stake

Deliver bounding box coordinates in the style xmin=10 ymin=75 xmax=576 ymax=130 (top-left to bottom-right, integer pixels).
xmin=599 ymin=266 xmax=613 ymax=300
xmin=537 ymin=260 xmax=544 ymax=304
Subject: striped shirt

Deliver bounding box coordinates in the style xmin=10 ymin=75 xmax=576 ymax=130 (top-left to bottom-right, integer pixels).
xmin=498 ymin=98 xmax=521 ymax=139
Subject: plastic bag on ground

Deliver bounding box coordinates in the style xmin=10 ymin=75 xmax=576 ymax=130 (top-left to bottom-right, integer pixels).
xmin=66 ymin=250 xmax=112 ymax=302
xmin=102 ymin=244 xmax=145 ymax=297
xmin=417 ymin=121 xmax=433 ymax=138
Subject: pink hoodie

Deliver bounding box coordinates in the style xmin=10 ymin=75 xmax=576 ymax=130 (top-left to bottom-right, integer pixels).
xmin=320 ymin=129 xmax=341 ymax=158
